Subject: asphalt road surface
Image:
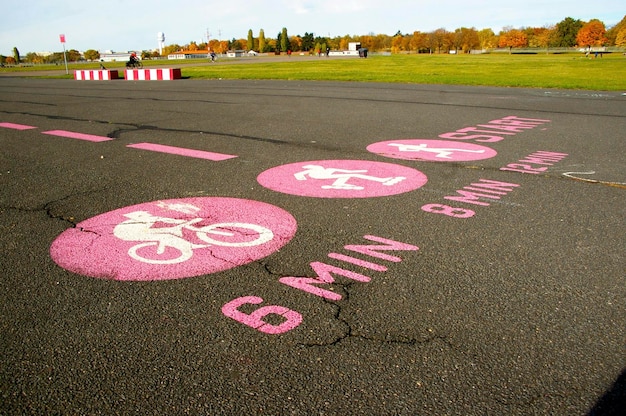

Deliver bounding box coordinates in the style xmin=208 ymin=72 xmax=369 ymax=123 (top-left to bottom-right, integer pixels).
xmin=1 ymin=75 xmax=624 ymax=415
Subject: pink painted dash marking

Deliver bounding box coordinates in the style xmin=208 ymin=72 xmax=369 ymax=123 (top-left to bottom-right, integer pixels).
xmin=127 ymin=142 xmax=237 ymax=161
xmin=0 ymin=122 xmax=37 ymax=130
xmin=42 ymin=130 xmax=113 ymax=142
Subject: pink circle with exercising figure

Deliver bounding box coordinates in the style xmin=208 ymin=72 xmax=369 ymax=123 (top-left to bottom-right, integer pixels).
xmin=367 ymin=139 xmax=497 ymax=162
xmin=257 ymin=159 xmax=427 ymax=198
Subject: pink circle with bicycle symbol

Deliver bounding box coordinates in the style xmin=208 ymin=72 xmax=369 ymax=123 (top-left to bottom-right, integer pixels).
xmin=257 ymin=159 xmax=428 ymax=198
xmin=50 ymin=197 xmax=297 ymax=281
xmin=367 ymin=139 xmax=497 ymax=162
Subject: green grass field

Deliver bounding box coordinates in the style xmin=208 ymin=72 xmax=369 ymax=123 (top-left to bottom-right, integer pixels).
xmin=185 ymin=53 xmax=626 ymax=90
xmin=2 ymin=53 xmax=625 ymax=91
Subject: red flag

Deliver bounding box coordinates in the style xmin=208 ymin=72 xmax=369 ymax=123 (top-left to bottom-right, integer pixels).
xmin=59 ymin=34 xmax=66 ymax=43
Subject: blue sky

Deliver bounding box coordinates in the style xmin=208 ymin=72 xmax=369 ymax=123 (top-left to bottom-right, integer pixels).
xmin=1 ymin=0 xmax=623 ymax=55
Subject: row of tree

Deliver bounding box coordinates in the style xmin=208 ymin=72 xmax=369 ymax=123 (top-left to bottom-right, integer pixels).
xmin=193 ymin=15 xmax=626 ymax=55
xmin=169 ymin=16 xmax=626 ymax=56
xmin=2 ymin=15 xmax=625 ymax=65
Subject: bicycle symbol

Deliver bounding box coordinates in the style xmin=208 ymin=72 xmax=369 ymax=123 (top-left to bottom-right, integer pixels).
xmin=113 ymin=210 xmax=274 ymax=265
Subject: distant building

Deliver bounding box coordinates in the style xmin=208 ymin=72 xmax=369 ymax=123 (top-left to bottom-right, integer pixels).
xmin=168 ymin=50 xmax=211 ymax=59
xmin=226 ymin=50 xmax=246 ymax=57
xmin=328 ymin=42 xmax=361 ymax=57
xmin=100 ymin=51 xmax=132 ymax=62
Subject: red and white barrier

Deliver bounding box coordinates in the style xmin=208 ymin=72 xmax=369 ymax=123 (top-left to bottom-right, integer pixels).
xmin=125 ymin=68 xmax=182 ymax=81
xmin=74 ymin=70 xmax=120 ymax=80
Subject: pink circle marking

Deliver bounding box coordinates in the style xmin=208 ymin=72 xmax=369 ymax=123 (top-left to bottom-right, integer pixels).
xmin=50 ymin=197 xmax=297 ymax=281
xmin=257 ymin=159 xmax=427 ymax=198
xmin=367 ymin=139 xmax=497 ymax=162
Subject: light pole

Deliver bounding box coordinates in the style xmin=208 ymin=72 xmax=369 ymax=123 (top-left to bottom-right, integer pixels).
xmin=158 ymin=32 xmax=165 ymax=56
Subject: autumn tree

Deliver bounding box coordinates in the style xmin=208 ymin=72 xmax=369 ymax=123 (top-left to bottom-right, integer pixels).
xmin=66 ymin=49 xmax=82 ymax=62
xmin=498 ymin=28 xmax=528 ymax=53
xmin=289 ymin=35 xmax=302 ymax=51
xmin=216 ymin=40 xmax=229 ymax=53
xmin=478 ymin=28 xmax=497 ymax=50
xmin=327 ymin=36 xmax=341 ymax=50
xmin=163 ymin=44 xmax=182 ymax=55
xmin=605 ymin=15 xmax=626 ymax=45
xmin=391 ymin=34 xmax=403 ymax=53
xmin=83 ymin=49 xmax=100 ymax=61
xmin=24 ymin=52 xmax=44 ymax=64
xmin=454 ymin=27 xmax=479 ymax=53
xmin=429 ymin=28 xmax=449 ymax=53
xmin=426 ymin=31 xmax=438 ymax=53
xmin=524 ymin=27 xmax=546 ymax=48
xmin=142 ymin=50 xmax=158 ymax=59
xmin=392 ymin=32 xmax=415 ymax=53
xmin=409 ymin=31 xmax=428 ymax=53
xmin=576 ymin=19 xmax=608 ymax=48
xmin=338 ymin=36 xmax=350 ymax=51
xmin=45 ymin=52 xmax=64 ymax=63
xmin=533 ymin=26 xmax=557 ymax=52
xmin=359 ymin=34 xmax=374 ymax=50
xmin=374 ymin=33 xmax=392 ymax=51
xmin=616 ymin=28 xmax=626 ymax=47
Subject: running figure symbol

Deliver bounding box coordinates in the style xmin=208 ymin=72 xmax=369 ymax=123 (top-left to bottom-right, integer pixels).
xmin=113 ymin=210 xmax=274 ymax=264
xmin=387 ymin=143 xmax=486 ymax=159
xmin=293 ymin=164 xmax=406 ymax=190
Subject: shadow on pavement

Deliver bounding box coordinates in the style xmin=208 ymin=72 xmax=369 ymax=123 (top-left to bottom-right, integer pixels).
xmin=588 ymin=368 xmax=626 ymax=415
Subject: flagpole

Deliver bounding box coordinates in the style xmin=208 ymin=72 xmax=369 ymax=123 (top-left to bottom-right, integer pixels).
xmin=62 ymin=43 xmax=68 ymax=75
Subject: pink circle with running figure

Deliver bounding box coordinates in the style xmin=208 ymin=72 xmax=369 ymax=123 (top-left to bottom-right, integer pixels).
xmin=257 ymin=159 xmax=427 ymax=198
xmin=367 ymin=139 xmax=497 ymax=162
xmin=50 ymin=197 xmax=297 ymax=281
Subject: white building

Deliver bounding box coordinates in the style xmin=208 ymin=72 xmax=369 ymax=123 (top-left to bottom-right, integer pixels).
xmin=328 ymin=42 xmax=361 ymax=57
xmin=99 ymin=51 xmax=133 ymax=62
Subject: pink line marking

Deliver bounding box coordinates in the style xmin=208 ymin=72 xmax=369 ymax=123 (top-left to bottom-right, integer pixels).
xmin=41 ymin=130 xmax=113 ymax=142
xmin=0 ymin=122 xmax=37 ymax=130
xmin=127 ymin=142 xmax=237 ymax=161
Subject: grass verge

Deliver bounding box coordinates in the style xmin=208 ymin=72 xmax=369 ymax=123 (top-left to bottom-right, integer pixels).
xmin=2 ymin=53 xmax=625 ymax=91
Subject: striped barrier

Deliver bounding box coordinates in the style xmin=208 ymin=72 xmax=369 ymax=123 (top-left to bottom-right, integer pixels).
xmin=74 ymin=70 xmax=120 ymax=80
xmin=125 ymin=68 xmax=182 ymax=81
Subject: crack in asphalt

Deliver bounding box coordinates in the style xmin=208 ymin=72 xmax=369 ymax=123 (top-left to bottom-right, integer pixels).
xmin=259 ymin=261 xmax=455 ymax=348
xmin=0 ymin=109 xmax=345 ymax=151
xmin=107 ymin=123 xmax=293 ymax=146
xmin=307 ymin=286 xmax=456 ymax=348
xmin=42 ymin=189 xmax=109 ymax=230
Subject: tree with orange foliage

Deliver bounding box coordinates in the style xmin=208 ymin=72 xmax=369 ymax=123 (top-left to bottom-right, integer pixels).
xmin=576 ymin=19 xmax=608 ymax=48
xmin=498 ymin=28 xmax=528 ymax=53
xmin=391 ymin=34 xmax=405 ymax=53
xmin=409 ymin=31 xmax=428 ymax=53
xmin=534 ymin=26 xmax=557 ymax=53
xmin=616 ymin=28 xmax=626 ymax=47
